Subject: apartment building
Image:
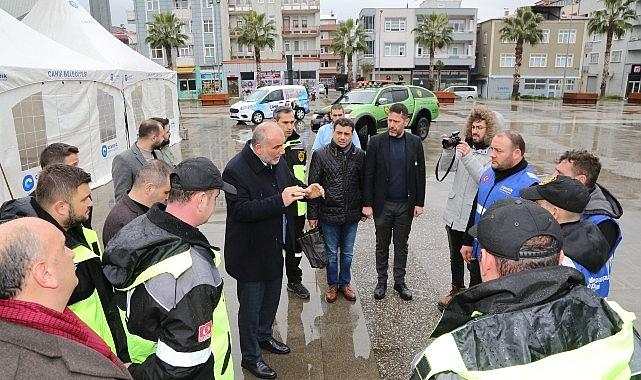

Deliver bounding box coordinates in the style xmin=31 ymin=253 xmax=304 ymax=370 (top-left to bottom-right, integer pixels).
xmin=475 ymin=5 xmax=587 ymax=99
xmin=130 ymin=0 xmax=227 ymax=99
xmin=357 ymin=0 xmax=477 ymax=90
xmin=577 ymin=0 xmax=641 ymax=96
xmin=319 ymin=13 xmax=341 ymax=88
xmin=224 ymin=0 xmax=321 ymax=97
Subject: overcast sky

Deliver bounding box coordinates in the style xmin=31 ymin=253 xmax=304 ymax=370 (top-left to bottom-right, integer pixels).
xmin=79 ymin=0 xmax=535 ymax=29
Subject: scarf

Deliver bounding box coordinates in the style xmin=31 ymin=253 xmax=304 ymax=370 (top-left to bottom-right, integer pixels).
xmin=0 ymin=299 xmax=121 ymax=368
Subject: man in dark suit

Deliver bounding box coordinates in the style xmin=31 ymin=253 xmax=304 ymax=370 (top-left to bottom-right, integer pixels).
xmin=362 ymin=102 xmax=426 ymax=301
xmin=111 ymin=119 xmax=165 ymax=201
xmin=223 ymin=122 xmax=323 ymax=379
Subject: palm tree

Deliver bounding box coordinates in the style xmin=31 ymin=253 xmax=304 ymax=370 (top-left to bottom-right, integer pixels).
xmin=413 ymin=13 xmax=453 ymax=90
xmin=588 ymin=0 xmax=639 ymax=97
xmin=499 ymin=8 xmax=544 ymax=100
xmin=332 ymin=19 xmax=368 ymax=85
xmin=236 ymin=11 xmax=277 ymax=87
xmin=145 ymin=12 xmax=188 ymax=68
xmin=360 ymin=62 xmax=374 ymax=80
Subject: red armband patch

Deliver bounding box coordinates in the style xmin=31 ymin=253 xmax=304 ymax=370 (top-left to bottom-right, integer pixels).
xmin=198 ymin=321 xmax=212 ymax=342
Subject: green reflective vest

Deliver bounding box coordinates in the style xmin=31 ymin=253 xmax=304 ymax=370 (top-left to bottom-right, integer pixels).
xmin=68 ymin=227 xmax=117 ymax=354
xmin=117 ymin=248 xmax=234 ymax=379
xmin=413 ymin=301 xmax=637 ymax=380
xmin=284 ymin=137 xmax=307 ymax=216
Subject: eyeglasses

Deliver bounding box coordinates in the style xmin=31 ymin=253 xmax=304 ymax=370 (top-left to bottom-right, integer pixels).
xmin=471 ymin=125 xmax=486 ymax=131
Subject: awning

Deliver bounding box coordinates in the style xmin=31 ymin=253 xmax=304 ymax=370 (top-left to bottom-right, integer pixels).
xmin=175 ymin=66 xmax=195 ymax=74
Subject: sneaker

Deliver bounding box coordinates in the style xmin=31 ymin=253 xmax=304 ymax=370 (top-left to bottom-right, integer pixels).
xmin=287 ymin=283 xmax=310 ymax=299
xmin=339 ymin=285 xmax=357 ymax=301
xmin=325 ymin=286 xmax=338 ymax=303
xmin=437 ymin=285 xmax=466 ymax=311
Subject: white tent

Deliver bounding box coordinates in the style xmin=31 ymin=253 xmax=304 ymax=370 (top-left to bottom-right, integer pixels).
xmin=0 ymin=7 xmax=127 ymax=202
xmin=23 ymin=0 xmax=181 ymax=147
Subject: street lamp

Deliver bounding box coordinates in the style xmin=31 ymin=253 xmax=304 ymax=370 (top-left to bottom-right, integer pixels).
xmin=378 ymin=9 xmax=383 ymax=81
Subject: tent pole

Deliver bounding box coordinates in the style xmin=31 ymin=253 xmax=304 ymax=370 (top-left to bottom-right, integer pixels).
xmin=0 ymin=163 xmax=15 ymax=200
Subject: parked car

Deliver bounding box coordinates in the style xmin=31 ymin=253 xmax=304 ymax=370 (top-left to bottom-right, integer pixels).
xmin=318 ymin=83 xmax=326 ymax=94
xmin=443 ymin=85 xmax=478 ymax=100
xmin=229 ymin=85 xmax=309 ymax=124
xmin=310 ymin=84 xmax=440 ymax=149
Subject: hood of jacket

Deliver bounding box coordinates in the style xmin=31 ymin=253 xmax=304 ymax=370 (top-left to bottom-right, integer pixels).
xmin=585 ymin=184 xmax=623 ymax=219
xmin=561 ymin=221 xmax=610 ymax=273
xmin=103 ymin=204 xmax=215 ymax=289
xmin=0 ymin=196 xmax=37 ymax=222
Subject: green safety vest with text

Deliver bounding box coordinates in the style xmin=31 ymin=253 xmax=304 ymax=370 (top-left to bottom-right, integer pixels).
xmin=284 ymin=137 xmax=307 ymax=216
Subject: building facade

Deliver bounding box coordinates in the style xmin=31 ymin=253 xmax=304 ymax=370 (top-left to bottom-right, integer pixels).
xmin=319 ymin=13 xmax=340 ymax=88
xmin=577 ymin=0 xmax=641 ymax=96
xmin=475 ymin=8 xmax=587 ymax=99
xmin=357 ymin=0 xmax=477 ymax=90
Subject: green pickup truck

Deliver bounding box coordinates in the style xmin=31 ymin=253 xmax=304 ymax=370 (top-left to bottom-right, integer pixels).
xmin=310 ymin=84 xmax=440 ymax=148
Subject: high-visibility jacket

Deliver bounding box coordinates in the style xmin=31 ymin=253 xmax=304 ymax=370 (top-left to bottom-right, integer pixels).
xmin=284 ymin=132 xmax=307 ymax=216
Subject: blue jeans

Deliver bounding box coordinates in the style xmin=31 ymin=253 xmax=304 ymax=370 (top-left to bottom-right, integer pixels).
xmin=320 ymin=221 xmax=358 ymax=288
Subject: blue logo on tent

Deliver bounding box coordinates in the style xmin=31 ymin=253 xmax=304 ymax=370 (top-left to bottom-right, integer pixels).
xmin=22 ymin=175 xmax=35 ymax=192
xmin=69 ymin=1 xmax=78 ymax=8
xmin=101 ymin=145 xmax=108 ymax=157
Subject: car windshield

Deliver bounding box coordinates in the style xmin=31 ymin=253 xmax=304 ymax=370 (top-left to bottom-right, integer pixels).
xmin=339 ymin=90 xmax=377 ymax=104
xmin=245 ymin=89 xmax=270 ymax=101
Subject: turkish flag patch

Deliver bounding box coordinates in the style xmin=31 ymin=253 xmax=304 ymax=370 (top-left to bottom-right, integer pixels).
xmin=198 ymin=321 xmax=212 ymax=342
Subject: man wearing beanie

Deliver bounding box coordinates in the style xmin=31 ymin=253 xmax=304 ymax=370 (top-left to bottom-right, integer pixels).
xmin=520 ymin=175 xmax=612 ymax=297
xmin=410 ymin=198 xmax=641 ymax=379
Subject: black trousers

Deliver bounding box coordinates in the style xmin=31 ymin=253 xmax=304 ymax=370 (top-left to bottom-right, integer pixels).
xmin=236 ymin=276 xmax=282 ymax=364
xmin=468 ymin=260 xmax=481 ymax=287
xmin=445 ymin=225 xmax=465 ymax=288
xmin=284 ymin=215 xmax=304 ymax=284
xmin=374 ymin=201 xmax=413 ymax=286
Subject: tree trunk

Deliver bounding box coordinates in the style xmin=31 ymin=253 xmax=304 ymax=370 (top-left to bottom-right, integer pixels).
xmin=512 ymin=39 xmax=523 ymax=100
xmin=429 ymin=42 xmax=435 ymax=90
xmin=164 ymin=45 xmax=173 ymax=69
xmin=600 ymin=30 xmax=613 ymax=98
xmin=255 ymin=47 xmax=262 ymax=87
xmin=347 ymin=55 xmax=354 ymax=85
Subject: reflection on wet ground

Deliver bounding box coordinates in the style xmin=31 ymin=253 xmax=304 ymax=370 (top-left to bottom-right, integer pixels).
xmin=90 ymin=100 xmax=640 ymax=379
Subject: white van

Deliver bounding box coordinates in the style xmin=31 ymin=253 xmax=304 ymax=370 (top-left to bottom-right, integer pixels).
xmin=443 ymin=85 xmax=478 ymax=100
xmin=230 ymin=85 xmax=310 ymax=124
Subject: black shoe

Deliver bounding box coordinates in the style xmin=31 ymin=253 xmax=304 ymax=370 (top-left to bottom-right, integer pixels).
xmin=259 ymin=337 xmax=291 ymax=354
xmin=287 ymin=283 xmax=310 ymax=299
xmin=394 ymin=283 xmax=413 ymax=301
xmin=374 ymin=284 xmax=386 ymax=300
xmin=241 ymin=359 xmax=277 ymax=379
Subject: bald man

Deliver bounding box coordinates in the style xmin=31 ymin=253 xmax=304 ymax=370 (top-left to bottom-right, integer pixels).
xmin=0 ymin=218 xmax=131 ymax=379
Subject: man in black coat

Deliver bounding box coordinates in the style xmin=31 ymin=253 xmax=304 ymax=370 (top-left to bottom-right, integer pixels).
xmin=223 ymin=122 xmax=324 ymax=379
xmin=362 ymin=103 xmax=426 ymax=301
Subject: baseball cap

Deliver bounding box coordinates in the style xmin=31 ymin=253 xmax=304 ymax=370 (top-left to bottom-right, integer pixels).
xmin=468 ymin=198 xmax=562 ymax=261
xmin=170 ymin=157 xmax=236 ymax=194
xmin=520 ymin=175 xmax=590 ymax=213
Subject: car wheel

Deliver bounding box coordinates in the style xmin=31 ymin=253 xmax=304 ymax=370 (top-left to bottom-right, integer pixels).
xmin=251 ymin=111 xmax=264 ymax=125
xmin=294 ymin=108 xmax=306 ymax=120
xmin=413 ymin=116 xmax=430 ymax=140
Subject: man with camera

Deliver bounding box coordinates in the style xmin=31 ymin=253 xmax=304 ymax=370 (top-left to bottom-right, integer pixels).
xmin=436 ymin=106 xmax=497 ymax=310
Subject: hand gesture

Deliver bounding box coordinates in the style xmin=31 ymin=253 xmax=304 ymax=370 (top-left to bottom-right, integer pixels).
xmin=308 ymin=219 xmax=318 ymax=229
xmin=456 ymin=141 xmax=471 ymax=156
xmin=282 ymin=186 xmax=305 ymax=207
xmin=413 ymin=206 xmax=423 ymax=218
xmin=304 ymin=183 xmax=325 ymax=199
xmin=460 ymin=245 xmax=473 ymax=263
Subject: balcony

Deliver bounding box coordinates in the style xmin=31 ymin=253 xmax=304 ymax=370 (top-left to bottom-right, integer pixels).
xmin=126 ymin=9 xmax=135 ymax=22
xmin=629 ymin=36 xmax=641 ymax=51
xmin=320 ymin=23 xmax=338 ymax=32
xmin=281 ymin=0 xmax=320 ymax=13
xmin=282 ymin=27 xmax=320 ymax=37
xmin=320 ymin=53 xmax=341 ymax=60
xmin=452 ymin=31 xmax=475 ymax=42
xmin=230 ymin=51 xmax=254 ymax=60
xmin=320 ymin=67 xmax=339 ymax=75
xmin=283 ymin=50 xmax=320 ymax=58
xmin=176 ymin=56 xmax=195 ymax=67
xmin=228 ymin=4 xmax=252 ymax=13
xmin=414 ymin=54 xmax=475 ymax=67
xmin=321 ymin=38 xmax=333 ymax=46
xmin=229 ymin=30 xmax=241 ymax=38
xmin=584 ymin=41 xmax=594 ymax=53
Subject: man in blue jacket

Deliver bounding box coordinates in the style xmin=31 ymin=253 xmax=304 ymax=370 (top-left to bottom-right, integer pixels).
xmin=312 ymin=104 xmax=361 ymax=153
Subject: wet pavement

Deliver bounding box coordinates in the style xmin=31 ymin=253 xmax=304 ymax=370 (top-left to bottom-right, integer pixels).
xmin=90 ymin=98 xmax=641 ymax=379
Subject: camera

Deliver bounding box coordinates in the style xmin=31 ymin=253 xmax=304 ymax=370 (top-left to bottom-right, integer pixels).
xmin=442 ymin=131 xmax=462 ymax=149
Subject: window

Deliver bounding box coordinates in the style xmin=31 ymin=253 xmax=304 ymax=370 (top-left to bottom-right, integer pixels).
xmin=237 ymin=42 xmax=244 ymax=52
xmin=151 ymin=47 xmax=163 ymax=59
xmin=448 ymin=20 xmax=465 ymax=32
xmin=257 ymin=0 xmax=264 ymax=3
xmin=365 ymin=40 xmax=374 ymax=57
xmin=613 ymin=34 xmax=624 ymax=41
xmin=204 ymin=44 xmax=214 ymax=57
xmin=179 ymin=45 xmax=193 ymax=56
xmin=284 ymin=41 xmax=291 ymax=51
xmin=482 ymin=55 xmax=487 ymax=67
xmin=293 ymin=17 xmax=299 ymax=28
xmin=237 ymin=20 xmax=243 ymax=28
xmin=269 ymin=0 xmax=275 ymax=3
xmin=392 ymin=88 xmax=409 ymax=102
xmin=301 ymin=40 xmax=308 ymax=51
xmin=449 ymin=44 xmax=464 ymax=56
xmin=589 ymin=52 xmax=599 ymax=64
xmin=529 ymin=53 xmax=547 ymax=67
xmin=363 ymin=15 xmax=374 ymax=33
xmin=146 ymin=0 xmax=159 ymax=10
xmin=416 ymin=45 xmax=427 ymax=57
xmin=558 ymin=29 xmax=576 ymax=44
xmin=501 ymin=37 xmax=516 ymax=44
xmin=174 ymin=0 xmax=188 ymax=9
xmin=97 ymin=89 xmax=117 ymax=143
xmin=13 ymin=93 xmax=47 ymax=171
xmin=320 ymin=46 xmax=327 ymax=53
xmin=320 ymin=31 xmax=330 ymax=39
xmin=524 ymin=78 xmax=546 ymax=90
xmin=179 ymin=79 xmax=197 ymax=91
xmin=591 ymin=33 xmax=602 ymax=42
xmin=269 ymin=16 xmax=275 ymax=24
xmin=302 ymin=17 xmax=307 ymax=28
xmin=384 ymin=43 xmax=405 ymax=56
xmin=293 ymin=40 xmax=299 ymax=51
xmin=205 ymin=0 xmax=213 ymax=8
xmin=203 ymin=20 xmax=213 ymax=33
xmin=321 ymin=60 xmax=329 ymax=68
xmin=542 ymin=30 xmax=549 ymax=43
xmin=555 ymin=54 xmax=573 ymax=67
xmin=384 ymin=18 xmax=406 ymax=32
xmin=610 ymin=50 xmax=622 ymax=62
xmin=483 ymin=32 xmax=488 ymax=44
xmin=500 ymin=53 xmax=515 ymax=67
xmin=411 ymin=87 xmax=433 ymax=98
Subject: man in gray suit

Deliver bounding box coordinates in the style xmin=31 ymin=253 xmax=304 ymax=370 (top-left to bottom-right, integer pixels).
xmin=111 ymin=119 xmax=165 ymax=201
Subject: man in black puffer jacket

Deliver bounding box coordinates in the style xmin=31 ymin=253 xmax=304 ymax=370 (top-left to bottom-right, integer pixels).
xmin=308 ymin=118 xmax=366 ymax=303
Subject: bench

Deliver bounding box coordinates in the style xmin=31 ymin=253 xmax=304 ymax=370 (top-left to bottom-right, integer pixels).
xmin=562 ymin=92 xmax=598 ymax=105
xmin=434 ymin=91 xmax=456 ymax=104
xmin=628 ymin=92 xmax=641 ymax=104
xmin=201 ymin=93 xmax=230 ymax=106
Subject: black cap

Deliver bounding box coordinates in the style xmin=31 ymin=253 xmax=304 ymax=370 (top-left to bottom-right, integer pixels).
xmin=520 ymin=175 xmax=590 ymax=213
xmin=468 ymin=198 xmax=562 ymax=261
xmin=170 ymin=157 xmax=236 ymax=194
